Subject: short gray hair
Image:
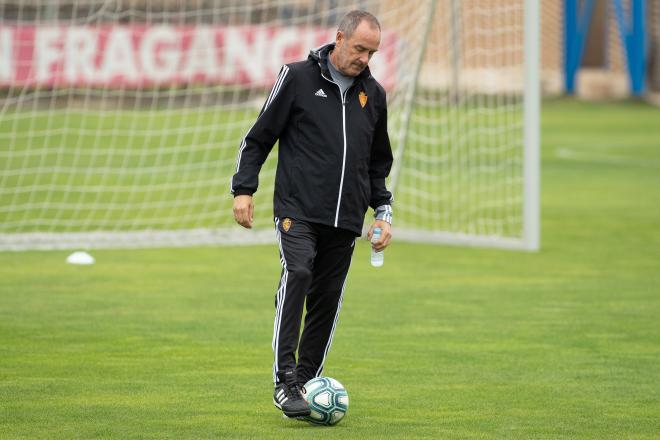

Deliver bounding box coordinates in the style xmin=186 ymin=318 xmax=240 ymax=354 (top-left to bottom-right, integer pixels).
xmin=337 ymin=10 xmax=381 ymax=39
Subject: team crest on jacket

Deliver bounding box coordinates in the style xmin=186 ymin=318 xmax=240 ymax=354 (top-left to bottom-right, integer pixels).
xmin=282 ymin=218 xmax=292 ymax=232
xmin=359 ymin=91 xmax=368 ymax=108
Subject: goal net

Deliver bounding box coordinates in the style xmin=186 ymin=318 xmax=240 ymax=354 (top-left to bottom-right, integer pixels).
xmin=0 ymin=0 xmax=539 ymax=251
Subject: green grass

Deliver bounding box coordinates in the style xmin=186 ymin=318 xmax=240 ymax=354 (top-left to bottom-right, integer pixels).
xmin=0 ymin=108 xmax=251 ymax=231
xmin=1 ymin=98 xmax=659 ymax=439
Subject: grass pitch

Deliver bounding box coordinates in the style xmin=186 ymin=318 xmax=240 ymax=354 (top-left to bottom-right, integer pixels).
xmin=1 ymin=99 xmax=659 ymax=439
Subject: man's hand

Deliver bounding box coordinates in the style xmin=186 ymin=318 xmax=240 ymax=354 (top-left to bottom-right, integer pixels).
xmin=233 ymin=195 xmax=254 ymax=229
xmin=367 ymin=220 xmax=392 ymax=252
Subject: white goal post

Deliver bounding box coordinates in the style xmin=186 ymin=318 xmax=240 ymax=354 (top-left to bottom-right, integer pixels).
xmin=0 ymin=0 xmax=539 ymax=251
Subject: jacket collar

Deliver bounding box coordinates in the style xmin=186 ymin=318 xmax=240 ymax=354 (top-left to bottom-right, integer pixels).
xmin=309 ymin=42 xmax=372 ymax=82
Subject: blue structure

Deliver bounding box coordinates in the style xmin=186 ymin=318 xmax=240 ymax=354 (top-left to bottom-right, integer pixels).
xmin=564 ymin=0 xmax=647 ymax=96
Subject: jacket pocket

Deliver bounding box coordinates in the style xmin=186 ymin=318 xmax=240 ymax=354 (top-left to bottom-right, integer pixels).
xmin=357 ymin=162 xmax=371 ymax=211
xmin=288 ymin=165 xmax=301 ymax=197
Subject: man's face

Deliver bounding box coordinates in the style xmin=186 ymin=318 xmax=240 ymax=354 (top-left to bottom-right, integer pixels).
xmin=333 ymin=20 xmax=381 ymax=77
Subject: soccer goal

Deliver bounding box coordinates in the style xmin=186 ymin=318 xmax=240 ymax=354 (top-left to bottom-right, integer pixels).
xmin=0 ymin=0 xmax=539 ymax=251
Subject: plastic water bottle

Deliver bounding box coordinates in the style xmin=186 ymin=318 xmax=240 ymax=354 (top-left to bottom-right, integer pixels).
xmin=370 ymin=227 xmax=384 ymax=267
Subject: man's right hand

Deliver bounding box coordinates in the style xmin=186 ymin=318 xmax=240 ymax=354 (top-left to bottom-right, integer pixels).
xmin=233 ymin=195 xmax=254 ymax=229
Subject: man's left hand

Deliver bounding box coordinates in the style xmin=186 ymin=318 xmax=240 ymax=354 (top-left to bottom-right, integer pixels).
xmin=367 ymin=220 xmax=392 ymax=252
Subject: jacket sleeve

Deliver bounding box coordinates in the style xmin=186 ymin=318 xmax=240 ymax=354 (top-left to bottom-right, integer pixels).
xmin=230 ymin=65 xmax=295 ymax=196
xmin=368 ymin=95 xmax=394 ymax=210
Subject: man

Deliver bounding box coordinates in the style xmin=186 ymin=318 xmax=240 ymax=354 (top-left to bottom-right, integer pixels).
xmin=231 ymin=10 xmax=393 ymax=418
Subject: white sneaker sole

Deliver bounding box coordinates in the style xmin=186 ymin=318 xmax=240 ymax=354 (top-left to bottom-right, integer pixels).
xmin=283 ymin=413 xmax=306 ymax=420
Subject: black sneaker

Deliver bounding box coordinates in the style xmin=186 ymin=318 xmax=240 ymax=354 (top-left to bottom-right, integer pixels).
xmin=273 ymin=370 xmax=310 ymax=418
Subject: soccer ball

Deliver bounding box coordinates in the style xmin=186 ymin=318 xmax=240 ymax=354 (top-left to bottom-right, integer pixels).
xmin=302 ymin=377 xmax=349 ymax=426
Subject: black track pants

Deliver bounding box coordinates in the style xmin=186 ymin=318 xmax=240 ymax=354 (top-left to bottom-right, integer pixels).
xmin=272 ymin=217 xmax=356 ymax=384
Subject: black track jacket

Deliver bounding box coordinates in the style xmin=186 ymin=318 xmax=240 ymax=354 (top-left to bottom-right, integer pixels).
xmin=231 ymin=43 xmax=393 ymax=235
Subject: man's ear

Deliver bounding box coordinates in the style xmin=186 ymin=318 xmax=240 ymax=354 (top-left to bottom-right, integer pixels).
xmin=335 ymin=30 xmax=344 ymax=46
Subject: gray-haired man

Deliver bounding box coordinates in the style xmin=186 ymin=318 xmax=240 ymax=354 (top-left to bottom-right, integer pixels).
xmin=232 ymin=10 xmax=393 ymax=417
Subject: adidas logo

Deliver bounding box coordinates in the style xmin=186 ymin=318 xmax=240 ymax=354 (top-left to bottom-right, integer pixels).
xmin=314 ymin=88 xmax=327 ymax=98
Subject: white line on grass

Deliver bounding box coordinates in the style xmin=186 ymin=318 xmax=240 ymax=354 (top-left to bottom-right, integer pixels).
xmin=555 ymin=147 xmax=660 ymax=168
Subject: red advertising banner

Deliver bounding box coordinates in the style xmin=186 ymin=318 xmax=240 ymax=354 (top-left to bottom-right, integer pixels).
xmin=0 ymin=25 xmax=398 ymax=89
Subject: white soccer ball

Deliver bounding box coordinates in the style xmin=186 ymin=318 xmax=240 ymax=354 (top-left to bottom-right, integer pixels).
xmin=302 ymin=377 xmax=349 ymax=426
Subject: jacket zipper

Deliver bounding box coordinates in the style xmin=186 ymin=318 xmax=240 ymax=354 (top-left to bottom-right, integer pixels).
xmin=321 ymin=71 xmax=350 ymax=228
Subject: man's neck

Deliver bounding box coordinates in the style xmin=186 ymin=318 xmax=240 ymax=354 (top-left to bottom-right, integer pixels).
xmin=328 ymin=50 xmax=349 ymax=77
xmin=328 ymin=50 xmax=338 ymax=71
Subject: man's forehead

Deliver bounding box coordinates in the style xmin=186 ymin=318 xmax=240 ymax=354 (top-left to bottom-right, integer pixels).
xmin=348 ymin=21 xmax=381 ymax=49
